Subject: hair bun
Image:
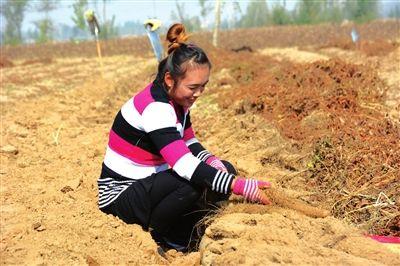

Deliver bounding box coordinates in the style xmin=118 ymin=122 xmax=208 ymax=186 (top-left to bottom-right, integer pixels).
xmin=166 ymin=23 xmax=189 ymax=54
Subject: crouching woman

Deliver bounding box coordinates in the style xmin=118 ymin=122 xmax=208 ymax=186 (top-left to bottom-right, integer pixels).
xmin=97 ymin=23 xmax=270 ymax=251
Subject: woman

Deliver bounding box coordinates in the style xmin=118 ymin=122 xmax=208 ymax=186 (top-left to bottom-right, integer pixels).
xmin=98 ymin=23 xmax=270 ymax=251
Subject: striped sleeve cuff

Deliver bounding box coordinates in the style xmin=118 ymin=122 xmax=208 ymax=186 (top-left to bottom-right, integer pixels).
xmin=191 ymin=161 xmax=234 ymax=195
xmin=211 ymin=170 xmax=234 ymax=194
xmin=197 ymin=150 xmax=213 ymax=162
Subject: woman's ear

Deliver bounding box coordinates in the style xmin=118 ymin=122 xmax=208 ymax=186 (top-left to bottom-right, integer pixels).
xmin=164 ymin=72 xmax=174 ymax=90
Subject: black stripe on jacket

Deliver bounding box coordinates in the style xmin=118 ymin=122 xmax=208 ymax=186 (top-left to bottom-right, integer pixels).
xmin=111 ymin=111 xmax=159 ymax=155
xmin=148 ymin=127 xmax=183 ymax=151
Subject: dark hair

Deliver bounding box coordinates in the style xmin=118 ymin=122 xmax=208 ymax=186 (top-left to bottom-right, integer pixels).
xmin=154 ymin=23 xmax=211 ymax=86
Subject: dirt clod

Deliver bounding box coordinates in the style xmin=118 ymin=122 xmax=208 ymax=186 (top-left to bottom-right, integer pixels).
xmin=1 ymin=145 xmax=18 ymax=155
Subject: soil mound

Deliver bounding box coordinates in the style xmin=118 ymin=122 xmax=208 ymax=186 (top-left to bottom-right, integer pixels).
xmin=21 ymin=57 xmax=53 ymax=66
xmin=219 ymin=57 xmax=399 ymax=235
xmin=0 ymin=56 xmax=14 ymax=68
xmin=321 ymin=38 xmax=399 ymax=56
xmin=200 ymin=209 xmax=400 ymax=265
xmin=221 ymin=59 xmax=385 ymax=142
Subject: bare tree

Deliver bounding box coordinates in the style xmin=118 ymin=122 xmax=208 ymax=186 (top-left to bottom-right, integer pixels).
xmin=0 ymin=0 xmax=30 ymax=45
xmin=212 ymin=0 xmax=221 ymax=47
xmin=71 ymin=0 xmax=88 ymax=31
xmin=96 ymin=0 xmax=117 ymax=39
xmin=198 ymin=0 xmax=212 ymax=29
xmin=102 ymin=0 xmax=107 ymax=26
xmin=170 ymin=1 xmax=201 ymax=32
xmin=34 ymin=0 xmax=58 ymax=43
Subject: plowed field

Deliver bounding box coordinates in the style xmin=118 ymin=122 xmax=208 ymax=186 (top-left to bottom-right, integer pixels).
xmin=1 ymin=21 xmax=399 ymax=265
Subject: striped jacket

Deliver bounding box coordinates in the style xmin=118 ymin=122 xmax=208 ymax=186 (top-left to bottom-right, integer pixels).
xmin=98 ymin=82 xmax=234 ymax=209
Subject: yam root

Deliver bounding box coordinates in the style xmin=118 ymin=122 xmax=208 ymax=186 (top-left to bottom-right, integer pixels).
xmin=262 ymin=188 xmax=330 ymax=218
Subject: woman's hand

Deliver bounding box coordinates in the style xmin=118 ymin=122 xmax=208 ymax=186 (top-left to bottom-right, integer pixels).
xmin=231 ymin=177 xmax=271 ymax=205
xmin=205 ymin=156 xmax=228 ymax=172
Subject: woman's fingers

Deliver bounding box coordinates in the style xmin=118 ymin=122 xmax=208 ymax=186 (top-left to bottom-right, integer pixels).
xmin=258 ymin=180 xmax=272 ymax=189
xmin=255 ymin=189 xmax=271 ymax=205
xmin=233 ymin=178 xmax=272 ymax=204
xmin=260 ymin=193 xmax=271 ymax=205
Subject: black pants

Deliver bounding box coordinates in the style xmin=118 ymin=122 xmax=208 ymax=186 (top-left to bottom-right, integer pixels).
xmin=101 ymin=160 xmax=237 ymax=249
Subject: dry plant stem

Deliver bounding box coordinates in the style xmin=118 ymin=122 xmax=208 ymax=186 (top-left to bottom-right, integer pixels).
xmin=52 ymin=124 xmax=63 ymax=146
xmin=263 ymin=187 xmax=330 ymax=218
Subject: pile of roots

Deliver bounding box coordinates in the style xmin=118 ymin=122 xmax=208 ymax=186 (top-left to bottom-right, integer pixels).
xmin=228 ymin=59 xmax=386 ymax=142
xmin=309 ymin=132 xmax=399 ymax=236
xmin=221 ymin=57 xmax=399 ymax=235
xmin=298 ymin=61 xmax=399 ymax=235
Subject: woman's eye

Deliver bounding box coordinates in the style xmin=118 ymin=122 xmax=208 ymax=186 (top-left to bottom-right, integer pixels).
xmin=188 ymin=85 xmax=205 ymax=92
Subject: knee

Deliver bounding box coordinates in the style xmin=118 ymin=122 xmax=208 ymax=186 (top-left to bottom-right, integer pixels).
xmin=178 ymin=182 xmax=201 ymax=203
xmin=221 ymin=160 xmax=237 ymax=175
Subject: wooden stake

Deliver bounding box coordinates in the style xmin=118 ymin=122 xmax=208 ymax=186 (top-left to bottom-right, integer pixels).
xmin=95 ymin=29 xmax=104 ymax=77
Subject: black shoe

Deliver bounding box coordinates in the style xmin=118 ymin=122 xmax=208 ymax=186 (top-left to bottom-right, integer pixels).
xmin=161 ymin=236 xmax=187 ymax=252
xmin=157 ymin=246 xmax=168 ymax=259
xmin=151 ymin=230 xmax=188 ymax=252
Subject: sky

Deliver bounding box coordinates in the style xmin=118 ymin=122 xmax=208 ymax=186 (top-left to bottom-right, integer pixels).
xmin=21 ymin=0 xmax=298 ymax=31
xmin=17 ymin=0 xmax=399 ymax=32
xmin=22 ymin=0 xmax=220 ymax=31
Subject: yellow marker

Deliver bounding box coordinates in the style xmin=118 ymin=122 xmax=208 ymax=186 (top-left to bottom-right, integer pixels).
xmin=84 ymin=9 xmax=95 ymax=22
xmin=144 ymin=19 xmax=162 ymax=31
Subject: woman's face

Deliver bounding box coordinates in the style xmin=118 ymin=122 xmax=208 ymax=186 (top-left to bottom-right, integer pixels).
xmin=165 ymin=64 xmax=210 ymax=109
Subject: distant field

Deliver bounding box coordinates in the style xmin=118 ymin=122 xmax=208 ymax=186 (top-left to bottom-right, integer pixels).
xmin=2 ymin=19 xmax=399 ymax=60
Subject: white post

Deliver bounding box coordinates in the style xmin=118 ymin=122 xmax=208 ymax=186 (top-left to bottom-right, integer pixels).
xmin=213 ymin=0 xmax=221 ymax=47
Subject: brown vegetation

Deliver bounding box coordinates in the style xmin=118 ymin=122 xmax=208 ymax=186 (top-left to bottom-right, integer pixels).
xmin=0 ymin=56 xmax=14 ymax=68
xmin=218 ymin=52 xmax=399 ymax=236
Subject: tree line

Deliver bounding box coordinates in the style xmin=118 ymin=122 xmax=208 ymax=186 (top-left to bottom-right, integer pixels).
xmin=1 ymin=0 xmax=398 ymax=46
xmin=182 ymin=0 xmax=398 ymax=31
xmin=0 ymin=0 xmax=124 ymax=45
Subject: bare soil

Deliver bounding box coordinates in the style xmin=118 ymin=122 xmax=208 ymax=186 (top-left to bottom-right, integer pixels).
xmin=1 ymin=21 xmax=399 ymax=265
